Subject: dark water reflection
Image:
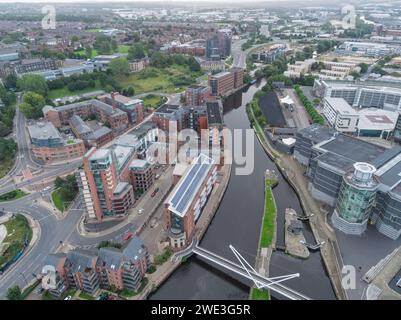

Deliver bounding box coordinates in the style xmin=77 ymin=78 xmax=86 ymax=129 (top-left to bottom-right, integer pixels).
xmin=150 ymin=80 xmax=335 ymax=300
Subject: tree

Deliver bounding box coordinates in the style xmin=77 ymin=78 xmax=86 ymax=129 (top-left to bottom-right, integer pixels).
xmin=128 ymin=43 xmax=146 ymax=60
xmin=108 ymin=57 xmax=130 ymax=76
xmin=187 ymin=56 xmax=201 ymax=72
xmin=4 ymin=74 xmax=17 ymax=89
xmin=111 ymin=39 xmax=118 ymax=52
xmin=7 ymin=286 xmax=22 ymax=300
xmin=0 ymin=138 xmax=17 ymax=161
xmin=19 ymin=91 xmax=45 ymax=119
xmin=85 ymin=46 xmax=92 ymax=58
xmin=358 ymin=63 xmax=369 ymax=74
xmin=122 ymin=86 xmax=135 ymax=97
xmin=17 ymin=74 xmax=48 ymax=96
xmin=150 ymin=52 xmax=168 ymax=68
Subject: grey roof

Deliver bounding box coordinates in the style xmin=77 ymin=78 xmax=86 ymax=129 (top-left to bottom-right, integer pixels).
xmin=69 ymin=115 xmax=91 ymax=135
xmin=128 ymin=121 xmax=157 ymax=137
xmin=315 ymin=152 xmax=354 ymax=173
xmin=88 ymin=126 xmax=112 ymax=140
xmin=55 ymin=99 xmax=126 ymax=118
xmin=66 ymin=250 xmax=96 ymax=273
xmin=318 ymin=134 xmax=386 ymax=164
xmin=122 ymin=237 xmax=147 ymax=262
xmin=97 ymin=247 xmax=123 ymax=271
xmin=206 ymin=101 xmax=223 ymax=125
xmin=154 ymin=104 xmax=181 ymax=114
xmin=297 ymin=124 xmax=336 ymax=144
xmin=27 ymin=122 xmax=61 ymax=140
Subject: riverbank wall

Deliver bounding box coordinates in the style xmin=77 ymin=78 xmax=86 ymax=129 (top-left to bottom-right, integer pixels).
xmin=248 ymin=98 xmax=347 ymax=300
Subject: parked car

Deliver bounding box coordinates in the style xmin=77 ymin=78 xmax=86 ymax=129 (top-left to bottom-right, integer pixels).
xmin=123 ymin=232 xmax=133 ymax=241
xmin=64 ymin=295 xmax=72 ymax=300
xmin=151 ymin=188 xmax=159 ymax=197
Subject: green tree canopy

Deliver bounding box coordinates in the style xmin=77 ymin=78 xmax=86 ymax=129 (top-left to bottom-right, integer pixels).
xmin=108 ymin=57 xmax=130 ymax=76
xmin=7 ymin=286 xmax=22 ymax=300
xmin=128 ymin=43 xmax=146 ymax=60
xmin=17 ymin=74 xmax=48 ymax=96
xmin=20 ymin=91 xmax=45 ymax=119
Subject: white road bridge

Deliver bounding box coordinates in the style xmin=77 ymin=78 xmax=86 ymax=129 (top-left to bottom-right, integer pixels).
xmin=172 ymin=240 xmax=311 ymax=301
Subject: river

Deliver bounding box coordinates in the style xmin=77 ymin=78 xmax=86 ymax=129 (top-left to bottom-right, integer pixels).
xmin=150 ymin=80 xmax=336 ymax=300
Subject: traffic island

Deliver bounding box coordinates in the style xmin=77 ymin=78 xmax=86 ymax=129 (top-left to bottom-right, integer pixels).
xmin=0 ymin=189 xmax=29 ymax=202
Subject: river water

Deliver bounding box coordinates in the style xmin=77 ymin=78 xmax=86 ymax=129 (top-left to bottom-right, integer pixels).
xmin=150 ymin=81 xmax=336 ymax=300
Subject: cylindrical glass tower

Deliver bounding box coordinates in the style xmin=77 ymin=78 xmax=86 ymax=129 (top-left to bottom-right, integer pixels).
xmin=332 ymin=162 xmax=378 ymax=235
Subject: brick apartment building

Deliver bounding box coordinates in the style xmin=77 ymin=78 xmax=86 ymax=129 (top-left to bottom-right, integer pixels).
xmin=151 ymin=104 xmax=187 ymax=134
xmin=97 ymin=92 xmax=144 ymax=125
xmin=41 ymin=237 xmax=150 ymax=298
xmin=129 ymin=159 xmax=155 ymax=197
xmin=27 ymin=121 xmax=86 ymax=164
xmin=43 ymin=99 xmax=128 ymax=133
xmin=184 ymin=85 xmax=211 ymax=106
xmin=77 ymin=147 xmax=136 ymax=221
xmin=208 ymin=68 xmax=244 ymax=96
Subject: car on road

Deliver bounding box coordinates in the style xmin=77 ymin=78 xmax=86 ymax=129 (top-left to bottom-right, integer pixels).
xmin=155 ymin=174 xmax=160 ymax=180
xmin=138 ymin=208 xmax=144 ymax=215
xmin=123 ymin=232 xmax=133 ymax=241
xmin=151 ymin=188 xmax=159 ymax=197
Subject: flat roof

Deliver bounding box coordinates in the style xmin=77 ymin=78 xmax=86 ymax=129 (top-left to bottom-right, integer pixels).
xmin=112 ymin=145 xmax=134 ymax=169
xmin=167 ymin=153 xmax=214 ymax=218
xmin=206 ymin=102 xmax=223 ymax=125
xmin=28 ymin=122 xmax=61 ymax=140
xmin=155 ymin=104 xmax=181 ymax=114
xmin=317 ymin=134 xmax=387 ymax=164
xmin=325 ymin=97 xmax=358 ymax=115
xmin=297 ymin=124 xmax=336 ymax=144
xmin=211 ymin=71 xmax=231 ymax=79
xmin=358 ymin=108 xmax=399 ymax=131
xmin=129 ymin=159 xmax=149 ymax=169
xmin=89 ymin=148 xmax=110 ymax=161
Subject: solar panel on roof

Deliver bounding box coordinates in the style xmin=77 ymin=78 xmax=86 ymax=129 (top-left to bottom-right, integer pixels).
xmin=168 ymin=154 xmax=214 ymax=217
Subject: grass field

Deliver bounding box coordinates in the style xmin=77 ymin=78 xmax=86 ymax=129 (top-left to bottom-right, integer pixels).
xmin=48 ymin=80 xmax=103 ymax=99
xmin=260 ymin=178 xmax=277 ymax=248
xmin=0 ymin=214 xmax=32 ymax=268
xmin=142 ymin=94 xmax=167 ymax=109
xmin=51 ymin=189 xmax=65 ymax=212
xmin=74 ymin=44 xmax=128 ymax=58
xmin=250 ymin=287 xmax=270 ymax=300
xmin=116 ymin=65 xmax=202 ymax=95
xmin=79 ymin=292 xmax=95 ymax=300
xmin=0 ymin=189 xmax=28 ymax=202
xmin=117 ymin=45 xmax=130 ymax=54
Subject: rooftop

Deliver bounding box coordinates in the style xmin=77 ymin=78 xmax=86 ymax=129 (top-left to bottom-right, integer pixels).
xmin=316 ymin=133 xmax=387 ymax=165
xmin=129 ymin=159 xmax=149 ymax=170
xmin=206 ymin=101 xmax=223 ymax=125
xmin=297 ymin=124 xmax=336 ymax=143
xmin=325 ymin=97 xmax=358 ymax=115
xmin=154 ymin=104 xmax=181 ymax=114
xmin=28 ymin=122 xmax=61 ymax=141
xmin=167 ymin=153 xmax=215 ymax=218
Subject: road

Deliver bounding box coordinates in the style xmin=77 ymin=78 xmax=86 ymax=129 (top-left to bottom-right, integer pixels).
xmin=0 ymin=164 xmax=174 ymax=298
